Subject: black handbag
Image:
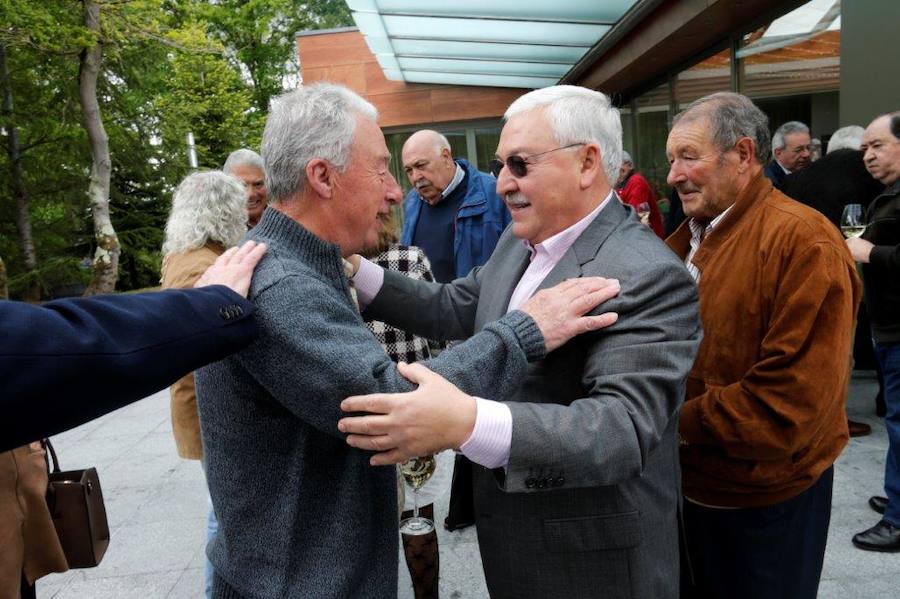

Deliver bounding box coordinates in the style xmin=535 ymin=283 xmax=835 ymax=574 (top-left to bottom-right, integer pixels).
xmin=44 ymin=439 xmax=110 ymax=568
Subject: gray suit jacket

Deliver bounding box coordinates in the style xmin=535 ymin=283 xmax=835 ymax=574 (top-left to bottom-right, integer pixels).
xmin=367 ymin=198 xmax=701 ymax=598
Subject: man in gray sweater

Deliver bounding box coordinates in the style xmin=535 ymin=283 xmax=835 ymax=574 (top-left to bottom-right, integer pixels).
xmin=195 ymin=83 xmax=621 ymax=598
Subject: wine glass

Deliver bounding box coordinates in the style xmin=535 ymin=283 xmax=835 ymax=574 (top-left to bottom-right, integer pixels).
xmin=399 ymin=455 xmax=436 ymax=535
xmin=636 ymin=202 xmax=651 ymax=226
xmin=841 ymin=204 xmax=865 ymax=239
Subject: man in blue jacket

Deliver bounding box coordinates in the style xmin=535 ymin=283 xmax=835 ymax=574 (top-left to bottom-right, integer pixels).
xmin=401 ymin=130 xmax=510 ymax=283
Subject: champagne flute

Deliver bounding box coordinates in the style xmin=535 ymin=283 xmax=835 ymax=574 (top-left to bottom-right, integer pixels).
xmin=399 ymin=455 xmax=436 ymax=535
xmin=841 ymin=204 xmax=866 ymax=239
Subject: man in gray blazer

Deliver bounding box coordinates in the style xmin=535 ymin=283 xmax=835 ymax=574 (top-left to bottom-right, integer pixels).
xmin=341 ymin=85 xmax=702 ymax=598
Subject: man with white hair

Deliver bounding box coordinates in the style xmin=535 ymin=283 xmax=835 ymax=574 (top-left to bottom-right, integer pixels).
xmin=827 ymin=124 xmax=865 ymax=154
xmin=340 ymin=85 xmax=702 ymax=598
xmin=401 ymin=130 xmax=510 ymax=285
xmin=223 ymin=148 xmax=268 ymax=227
xmin=195 ymin=83 xmax=622 ymax=598
xmin=764 ymin=120 xmax=812 ymax=189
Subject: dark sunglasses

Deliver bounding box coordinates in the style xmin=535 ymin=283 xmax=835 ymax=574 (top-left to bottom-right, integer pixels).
xmin=489 ymin=143 xmax=586 ymax=178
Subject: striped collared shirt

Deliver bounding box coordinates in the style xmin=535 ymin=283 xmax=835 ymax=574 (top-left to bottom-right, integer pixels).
xmin=684 ymin=205 xmax=733 ymax=282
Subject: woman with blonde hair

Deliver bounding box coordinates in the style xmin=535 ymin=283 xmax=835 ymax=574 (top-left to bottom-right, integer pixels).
xmin=160 ymin=170 xmax=247 ymax=598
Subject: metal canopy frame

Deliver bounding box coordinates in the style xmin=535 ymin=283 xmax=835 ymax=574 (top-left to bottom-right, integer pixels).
xmin=346 ymin=0 xmax=639 ymax=89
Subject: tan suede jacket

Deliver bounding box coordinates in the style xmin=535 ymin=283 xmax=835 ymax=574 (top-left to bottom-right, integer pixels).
xmin=160 ymin=242 xmax=225 ymax=460
xmin=667 ymin=172 xmax=862 ymax=507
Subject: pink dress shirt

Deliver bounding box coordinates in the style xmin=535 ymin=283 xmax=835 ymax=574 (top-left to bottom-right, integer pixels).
xmin=354 ymin=192 xmax=614 ymax=468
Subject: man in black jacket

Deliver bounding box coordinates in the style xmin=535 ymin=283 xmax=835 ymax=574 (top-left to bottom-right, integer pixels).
xmin=764 ymin=121 xmax=811 ymax=189
xmin=848 ymin=112 xmax=900 ymax=552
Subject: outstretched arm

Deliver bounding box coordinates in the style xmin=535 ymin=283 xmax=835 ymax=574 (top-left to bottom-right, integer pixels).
xmin=1 ymin=241 xmax=267 ymax=450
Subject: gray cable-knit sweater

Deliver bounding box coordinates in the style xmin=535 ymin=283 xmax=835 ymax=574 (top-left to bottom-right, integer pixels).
xmin=196 ymin=208 xmax=544 ymax=598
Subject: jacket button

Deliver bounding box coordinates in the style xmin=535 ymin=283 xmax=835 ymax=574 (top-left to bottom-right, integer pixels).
xmin=554 ymin=476 xmax=565 ymax=487
xmin=537 ymin=477 xmax=547 ymax=489
xmin=218 ymin=307 xmax=229 ymax=320
xmin=525 ymin=476 xmax=536 ymax=489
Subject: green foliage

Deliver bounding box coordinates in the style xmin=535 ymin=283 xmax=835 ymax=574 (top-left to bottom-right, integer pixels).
xmin=192 ymin=0 xmax=352 ymax=112
xmin=153 ymin=25 xmax=259 ymax=168
xmin=1 ymin=0 xmax=348 ymax=299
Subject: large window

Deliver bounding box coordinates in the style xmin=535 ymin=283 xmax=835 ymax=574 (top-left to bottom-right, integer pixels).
xmin=632 ymin=83 xmax=671 ymax=197
xmin=676 ymin=47 xmax=731 ymax=107
xmin=616 ymin=0 xmax=842 ymax=183
xmin=738 ymin=0 xmax=840 ymax=100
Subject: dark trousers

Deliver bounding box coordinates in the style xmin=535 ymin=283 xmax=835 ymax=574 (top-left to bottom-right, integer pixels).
xmin=876 ymin=342 xmax=900 ymax=525
xmin=444 ymin=455 xmax=475 ymax=530
xmin=681 ymin=466 xmax=833 ymax=599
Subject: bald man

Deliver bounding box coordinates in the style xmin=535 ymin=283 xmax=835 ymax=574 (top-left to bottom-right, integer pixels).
xmin=400 ymin=130 xmax=510 ymax=284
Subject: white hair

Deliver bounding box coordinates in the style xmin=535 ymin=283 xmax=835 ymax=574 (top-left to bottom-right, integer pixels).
xmin=504 ymin=85 xmax=622 ymax=186
xmin=621 ymin=150 xmax=633 ymax=165
xmin=223 ymin=148 xmax=264 ymax=174
xmin=827 ymin=125 xmax=865 ymax=154
xmin=261 ymin=83 xmax=377 ymax=203
xmin=162 ymin=171 xmax=248 ymax=256
xmin=772 ymin=121 xmax=810 ymax=152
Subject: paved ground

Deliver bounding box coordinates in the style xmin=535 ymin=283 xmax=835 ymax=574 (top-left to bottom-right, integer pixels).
xmin=38 ymin=371 xmax=892 ymax=598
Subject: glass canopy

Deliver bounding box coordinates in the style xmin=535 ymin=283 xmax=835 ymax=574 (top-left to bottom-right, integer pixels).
xmin=346 ymin=0 xmax=639 ymax=88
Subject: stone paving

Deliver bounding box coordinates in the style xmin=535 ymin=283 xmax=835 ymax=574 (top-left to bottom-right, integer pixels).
xmin=37 ymin=372 xmax=892 ymax=598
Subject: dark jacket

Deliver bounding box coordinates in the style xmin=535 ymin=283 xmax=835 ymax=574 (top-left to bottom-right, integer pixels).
xmin=0 ymin=286 xmax=257 ymax=451
xmin=763 ymin=159 xmax=788 ymax=190
xmin=401 ymin=158 xmax=510 ymax=279
xmin=782 ymin=149 xmax=884 ymax=227
xmin=861 ymin=179 xmax=900 ymax=343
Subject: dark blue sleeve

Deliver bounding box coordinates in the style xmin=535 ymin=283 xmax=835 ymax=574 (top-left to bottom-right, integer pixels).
xmin=1 ymin=286 xmax=257 ymax=450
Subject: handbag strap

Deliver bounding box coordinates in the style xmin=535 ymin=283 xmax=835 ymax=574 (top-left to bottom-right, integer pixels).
xmin=43 ymin=438 xmax=61 ymax=474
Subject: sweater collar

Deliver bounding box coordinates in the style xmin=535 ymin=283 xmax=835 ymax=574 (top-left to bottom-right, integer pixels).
xmin=250 ymin=206 xmax=345 ymax=274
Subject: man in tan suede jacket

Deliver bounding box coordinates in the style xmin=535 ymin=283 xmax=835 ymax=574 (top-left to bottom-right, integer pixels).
xmin=666 ymin=93 xmax=861 ymax=599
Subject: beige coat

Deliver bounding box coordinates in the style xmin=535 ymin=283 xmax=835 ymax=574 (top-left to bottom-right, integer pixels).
xmin=0 ymin=444 xmax=67 ymax=597
xmin=160 ymin=242 xmax=225 ymax=460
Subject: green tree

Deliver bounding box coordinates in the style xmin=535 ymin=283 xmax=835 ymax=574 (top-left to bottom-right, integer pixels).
xmin=0 ymin=0 xmax=352 ymax=299
xmin=193 ymin=0 xmax=352 ymax=112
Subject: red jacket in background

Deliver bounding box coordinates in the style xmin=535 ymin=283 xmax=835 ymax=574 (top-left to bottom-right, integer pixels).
xmin=618 ymin=171 xmax=665 ymax=238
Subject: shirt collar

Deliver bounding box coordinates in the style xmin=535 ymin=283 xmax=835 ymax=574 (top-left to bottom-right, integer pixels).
xmin=688 ymin=204 xmax=733 ymax=244
xmin=523 ymin=191 xmax=615 ymax=260
xmin=440 ymin=163 xmax=465 ymax=200
xmin=776 ymin=160 xmax=792 ymax=175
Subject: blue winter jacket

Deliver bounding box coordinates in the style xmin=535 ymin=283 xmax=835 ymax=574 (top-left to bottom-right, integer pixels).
xmin=400 ymin=159 xmax=511 ymax=279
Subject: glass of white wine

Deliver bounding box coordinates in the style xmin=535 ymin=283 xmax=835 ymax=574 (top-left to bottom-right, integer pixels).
xmin=637 ymin=202 xmax=651 ymax=226
xmin=841 ymin=204 xmax=866 ymax=239
xmin=399 ymin=455 xmax=436 ymax=535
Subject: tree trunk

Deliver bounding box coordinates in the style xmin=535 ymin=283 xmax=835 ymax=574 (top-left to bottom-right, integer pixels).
xmin=0 ymin=44 xmax=40 ymax=301
xmin=79 ymin=0 xmax=119 ymax=296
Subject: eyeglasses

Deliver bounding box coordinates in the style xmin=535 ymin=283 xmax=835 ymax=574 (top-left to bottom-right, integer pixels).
xmin=489 ymin=143 xmax=586 ymax=178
